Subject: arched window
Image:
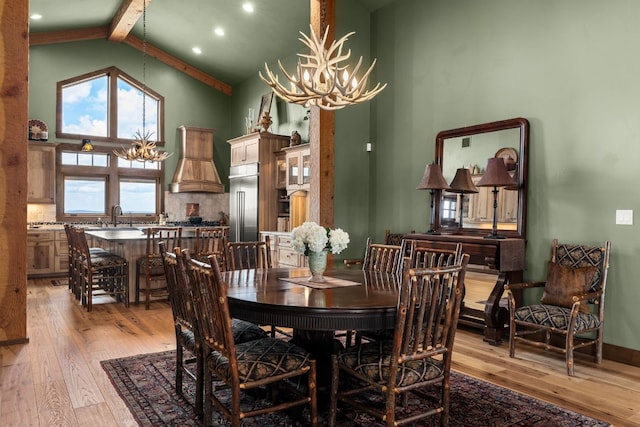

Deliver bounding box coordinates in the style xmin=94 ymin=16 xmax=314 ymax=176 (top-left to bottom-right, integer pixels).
xmin=56 ymin=66 xmax=164 ymax=145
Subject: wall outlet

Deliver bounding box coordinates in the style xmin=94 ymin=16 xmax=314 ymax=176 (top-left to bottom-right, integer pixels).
xmin=616 ymin=209 xmax=633 ymax=225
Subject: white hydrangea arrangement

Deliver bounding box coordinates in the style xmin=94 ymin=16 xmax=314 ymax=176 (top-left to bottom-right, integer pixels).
xmin=291 ymin=221 xmax=350 ymax=256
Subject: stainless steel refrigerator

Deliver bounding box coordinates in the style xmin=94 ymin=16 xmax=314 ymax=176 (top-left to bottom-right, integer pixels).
xmin=229 ymin=163 xmax=259 ymax=242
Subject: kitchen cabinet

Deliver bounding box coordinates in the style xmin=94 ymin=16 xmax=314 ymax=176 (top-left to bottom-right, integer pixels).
xmin=28 ymin=142 xmax=56 ymax=203
xmin=54 ymin=230 xmax=69 ymax=273
xmin=229 ymin=135 xmax=259 ymax=166
xmin=27 ymin=229 xmax=69 ymax=277
xmin=27 ymin=230 xmax=56 ymax=276
xmin=284 ymin=144 xmax=310 ymax=193
xmin=260 ymin=231 xmax=307 ymax=268
xmin=227 ymin=132 xmax=290 ymax=236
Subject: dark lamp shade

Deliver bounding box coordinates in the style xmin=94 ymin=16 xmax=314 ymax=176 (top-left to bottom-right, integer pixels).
xmin=416 ymin=163 xmax=450 ymax=190
xmin=448 ymin=168 xmax=478 ymax=194
xmin=476 ymin=157 xmax=517 ymax=187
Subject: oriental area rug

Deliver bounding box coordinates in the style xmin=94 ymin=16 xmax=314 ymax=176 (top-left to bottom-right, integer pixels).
xmin=101 ymin=350 xmax=610 ymax=427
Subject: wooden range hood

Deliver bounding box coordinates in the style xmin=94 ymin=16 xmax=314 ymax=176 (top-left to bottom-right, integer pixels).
xmin=170 ymin=126 xmax=224 ymax=193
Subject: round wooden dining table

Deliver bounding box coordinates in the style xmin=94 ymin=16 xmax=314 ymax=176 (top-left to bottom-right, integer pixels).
xmin=222 ymin=266 xmax=401 ymax=383
xmin=223 ymin=267 xmax=400 ymax=332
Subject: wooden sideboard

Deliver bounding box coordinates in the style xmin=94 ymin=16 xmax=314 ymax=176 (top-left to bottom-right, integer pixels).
xmin=405 ymin=233 xmax=525 ymax=345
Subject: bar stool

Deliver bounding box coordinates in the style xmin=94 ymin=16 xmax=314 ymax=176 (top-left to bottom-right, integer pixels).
xmin=135 ymin=226 xmax=182 ymax=309
xmin=71 ymin=226 xmax=129 ymax=311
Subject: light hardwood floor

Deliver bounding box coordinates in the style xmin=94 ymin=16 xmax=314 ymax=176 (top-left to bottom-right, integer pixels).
xmin=1 ymin=277 xmax=639 ymax=426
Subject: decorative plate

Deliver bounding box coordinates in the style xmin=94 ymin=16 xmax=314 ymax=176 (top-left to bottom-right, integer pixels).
xmin=495 ymin=147 xmax=518 ymax=171
xmin=28 ymin=119 xmax=48 ymax=140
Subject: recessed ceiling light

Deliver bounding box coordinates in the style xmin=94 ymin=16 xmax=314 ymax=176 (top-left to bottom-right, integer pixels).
xmin=192 ymin=47 xmax=202 ymax=55
xmin=242 ymin=3 xmax=255 ymax=13
xmin=30 ymin=14 xmax=43 ymax=20
xmin=214 ymin=27 xmax=225 ymax=36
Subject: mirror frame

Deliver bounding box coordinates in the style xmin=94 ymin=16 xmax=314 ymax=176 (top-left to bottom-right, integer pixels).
xmin=433 ymin=117 xmax=529 ymax=239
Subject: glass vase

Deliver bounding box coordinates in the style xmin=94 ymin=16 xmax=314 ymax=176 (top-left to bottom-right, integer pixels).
xmin=307 ymin=250 xmax=328 ymax=282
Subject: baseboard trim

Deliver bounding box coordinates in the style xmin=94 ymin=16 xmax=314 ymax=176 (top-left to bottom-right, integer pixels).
xmin=603 ymin=342 xmax=640 ymax=367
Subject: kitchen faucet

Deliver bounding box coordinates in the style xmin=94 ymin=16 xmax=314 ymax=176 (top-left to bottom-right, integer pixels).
xmin=111 ymin=205 xmax=123 ymax=227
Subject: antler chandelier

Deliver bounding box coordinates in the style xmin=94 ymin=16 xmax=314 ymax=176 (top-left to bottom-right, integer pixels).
xmin=259 ymin=25 xmax=386 ymax=111
xmin=114 ymin=130 xmax=172 ymax=162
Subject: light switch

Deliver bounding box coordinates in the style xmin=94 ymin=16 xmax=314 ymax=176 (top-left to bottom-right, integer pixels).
xmin=616 ymin=209 xmax=633 ymax=225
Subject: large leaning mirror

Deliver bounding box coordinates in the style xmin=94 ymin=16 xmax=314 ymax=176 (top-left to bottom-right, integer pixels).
xmin=433 ymin=117 xmax=529 ymax=239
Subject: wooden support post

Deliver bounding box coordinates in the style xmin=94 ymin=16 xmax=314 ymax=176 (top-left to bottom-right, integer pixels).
xmin=308 ymin=0 xmax=335 ymax=231
xmin=0 ymin=0 xmax=29 ymax=345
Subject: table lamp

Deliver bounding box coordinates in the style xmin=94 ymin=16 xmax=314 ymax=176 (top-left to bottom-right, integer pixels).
xmin=448 ymin=168 xmax=478 ymax=229
xmin=476 ymin=157 xmax=518 ymax=239
xmin=417 ymin=163 xmax=450 ymax=234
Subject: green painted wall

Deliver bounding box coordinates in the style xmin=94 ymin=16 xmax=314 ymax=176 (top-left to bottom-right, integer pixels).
xmin=369 ymin=0 xmax=640 ymax=351
xmin=29 ymin=39 xmax=232 ymax=191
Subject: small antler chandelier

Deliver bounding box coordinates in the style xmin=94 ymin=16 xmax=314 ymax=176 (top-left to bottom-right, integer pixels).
xmin=259 ymin=25 xmax=387 ymax=111
xmin=114 ymin=130 xmax=172 ymax=163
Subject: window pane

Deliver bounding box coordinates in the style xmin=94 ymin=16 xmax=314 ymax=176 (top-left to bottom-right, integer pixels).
xmin=120 ymin=179 xmax=156 ymax=214
xmin=117 ymin=157 xmax=160 ymax=170
xmin=61 ymin=152 xmax=78 ymax=165
xmin=64 ymin=177 xmax=106 ymax=215
xmin=61 ymin=75 xmax=108 ymax=137
xmin=117 ymin=78 xmax=159 ymax=140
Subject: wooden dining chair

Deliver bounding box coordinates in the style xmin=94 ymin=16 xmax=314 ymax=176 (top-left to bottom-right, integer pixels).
xmin=159 ymin=242 xmax=204 ymax=416
xmin=135 ymin=226 xmax=182 ymax=310
xmin=329 ymin=254 xmax=470 ymax=427
xmin=161 ymin=243 xmax=270 ymax=417
xmin=361 ymin=237 xmax=407 ymax=276
xmin=193 ymin=226 xmax=228 ymax=268
xmin=224 ymin=235 xmax=272 ymax=270
xmin=505 ymin=239 xmax=611 ymax=376
xmin=354 ymin=241 xmax=464 ymax=346
xmin=184 ymin=251 xmax=318 ymax=427
xmin=72 ymin=226 xmax=129 ymax=311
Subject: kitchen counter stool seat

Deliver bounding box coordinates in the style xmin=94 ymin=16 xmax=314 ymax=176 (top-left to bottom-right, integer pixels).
xmin=71 ymin=226 xmax=129 ymax=311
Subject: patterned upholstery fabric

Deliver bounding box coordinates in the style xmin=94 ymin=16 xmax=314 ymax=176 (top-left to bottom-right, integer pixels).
xmin=337 ymin=340 xmax=443 ymax=387
xmin=138 ymin=255 xmax=165 ymax=272
xmin=209 ymin=338 xmax=311 ymax=383
xmin=179 ymin=329 xmax=196 ymax=351
xmin=231 ymin=318 xmax=268 ymax=343
xmin=555 ymin=244 xmax=604 ymax=293
xmin=84 ymin=252 xmax=127 ymax=268
xmin=514 ymin=304 xmax=601 ymax=331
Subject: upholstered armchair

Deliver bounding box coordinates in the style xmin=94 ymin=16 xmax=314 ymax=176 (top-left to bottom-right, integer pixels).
xmin=504 ymin=239 xmax=611 ymax=376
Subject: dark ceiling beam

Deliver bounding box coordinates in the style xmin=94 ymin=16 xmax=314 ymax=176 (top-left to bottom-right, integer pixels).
xmin=109 ymin=0 xmax=151 ymax=42
xmin=123 ymin=34 xmax=232 ymax=95
xmin=29 ymin=27 xmax=109 ymax=45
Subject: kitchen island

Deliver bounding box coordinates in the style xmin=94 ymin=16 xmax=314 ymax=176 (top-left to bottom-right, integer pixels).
xmin=85 ymin=228 xmax=196 ymax=303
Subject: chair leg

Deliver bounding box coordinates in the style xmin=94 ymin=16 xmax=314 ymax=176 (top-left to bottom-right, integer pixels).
xmin=175 ymin=337 xmax=183 ymax=394
xmin=203 ymin=362 xmax=213 ymax=427
xmin=309 ymin=359 xmax=318 ymax=427
xmin=566 ymin=333 xmax=575 ymax=376
xmin=134 ymin=263 xmax=141 ymax=305
xmin=509 ymin=320 xmax=517 ymax=358
xmin=328 ymin=354 xmax=339 ymax=427
xmin=195 ymin=345 xmax=204 ymax=417
xmin=145 ymin=273 xmax=151 ymax=310
xmin=441 ymin=377 xmax=451 ymax=426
